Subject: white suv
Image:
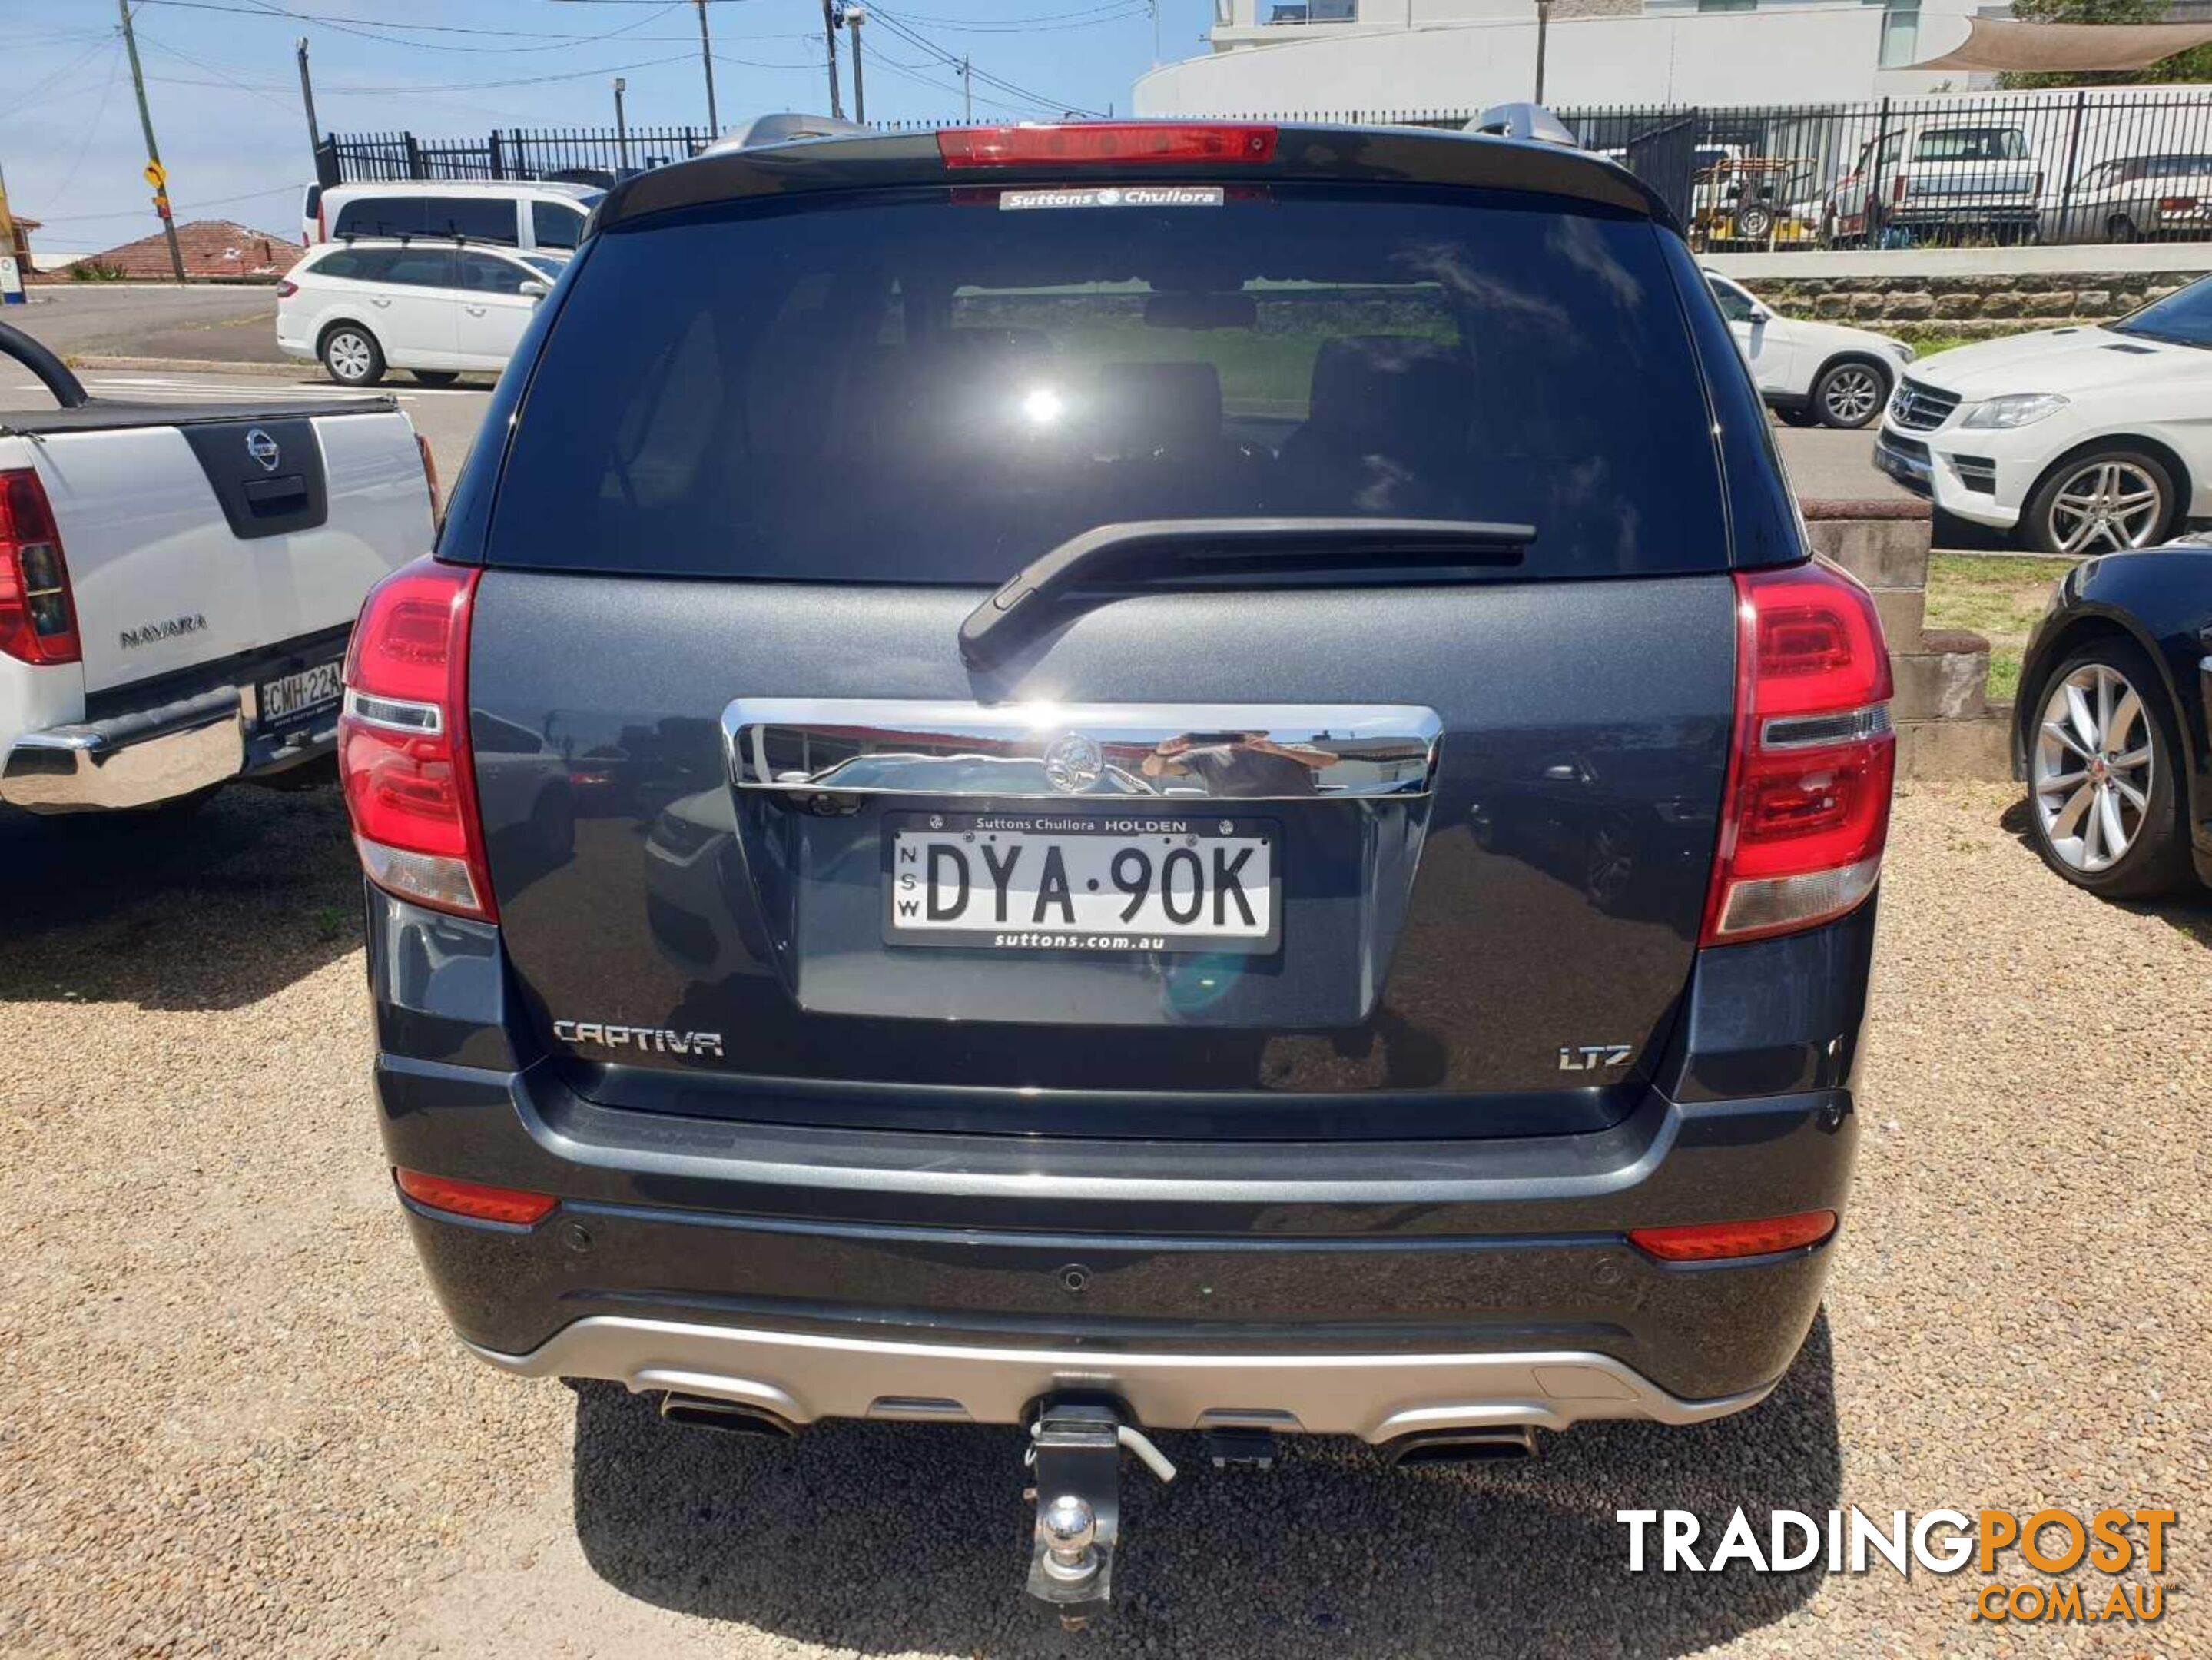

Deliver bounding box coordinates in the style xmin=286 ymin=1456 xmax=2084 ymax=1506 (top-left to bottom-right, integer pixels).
xmin=276 ymin=241 xmax=563 ymax=387
xmin=1874 ymin=276 xmax=2212 ymax=553
xmin=1703 ymin=271 xmax=1914 ymax=428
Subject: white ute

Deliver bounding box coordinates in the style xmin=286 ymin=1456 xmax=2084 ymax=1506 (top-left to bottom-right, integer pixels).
xmin=0 ymin=322 xmax=432 ymax=814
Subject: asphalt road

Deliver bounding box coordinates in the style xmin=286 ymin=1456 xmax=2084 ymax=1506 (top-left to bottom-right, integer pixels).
xmin=1 ymin=284 xmax=284 ymax=364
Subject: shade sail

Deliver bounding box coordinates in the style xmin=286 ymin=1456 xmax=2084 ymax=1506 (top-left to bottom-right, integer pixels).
xmin=1915 ymin=17 xmax=2212 ymax=72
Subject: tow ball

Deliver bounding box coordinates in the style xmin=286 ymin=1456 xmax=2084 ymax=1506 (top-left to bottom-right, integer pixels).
xmin=1022 ymin=1400 xmax=1179 ymax=1627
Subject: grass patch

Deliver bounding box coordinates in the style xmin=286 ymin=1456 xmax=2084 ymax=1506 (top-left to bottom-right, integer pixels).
xmin=1923 ymin=552 xmax=2073 ymax=704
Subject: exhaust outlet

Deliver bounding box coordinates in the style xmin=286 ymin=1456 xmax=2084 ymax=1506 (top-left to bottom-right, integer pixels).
xmin=658 ymin=1392 xmax=800 ymax=1439
xmin=1382 ymin=1425 xmax=1540 ymax=1466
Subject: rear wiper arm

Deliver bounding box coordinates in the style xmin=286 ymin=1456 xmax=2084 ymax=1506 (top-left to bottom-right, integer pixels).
xmin=957 ymin=516 xmax=1534 ymax=670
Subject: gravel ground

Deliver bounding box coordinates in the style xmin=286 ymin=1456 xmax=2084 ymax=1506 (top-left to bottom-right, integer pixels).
xmin=2 ymin=779 xmax=2206 ymax=1658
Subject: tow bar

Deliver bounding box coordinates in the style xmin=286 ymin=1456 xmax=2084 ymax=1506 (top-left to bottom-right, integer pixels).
xmin=1023 ymin=1400 xmax=1179 ymax=1628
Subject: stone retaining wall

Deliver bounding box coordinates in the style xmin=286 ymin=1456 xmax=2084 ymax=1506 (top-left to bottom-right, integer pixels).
xmin=1753 ymin=269 xmax=2203 ymax=332
xmin=1800 ymin=499 xmax=2011 ymax=780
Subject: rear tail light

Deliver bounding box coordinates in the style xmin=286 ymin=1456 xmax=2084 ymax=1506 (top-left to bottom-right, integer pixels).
xmin=937 ymin=122 xmax=1277 ymax=168
xmin=2160 ymin=194 xmax=2198 ymax=213
xmin=1701 ymin=560 xmax=1895 ymax=945
xmin=339 ymin=556 xmax=496 ymax=919
xmin=317 ymin=203 xmax=327 ymax=242
xmin=1630 ymin=1210 xmax=1837 ymax=1262
xmin=414 ymin=431 xmax=440 ymax=520
xmin=0 ymin=467 xmax=81 ymax=666
xmin=394 ymin=1169 xmax=555 ymax=1226
xmin=275 ymin=279 xmax=298 ymax=298
xmin=1890 ymin=172 xmax=1908 ymax=205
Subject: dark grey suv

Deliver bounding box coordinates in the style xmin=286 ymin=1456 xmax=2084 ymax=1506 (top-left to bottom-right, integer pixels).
xmin=340 ymin=118 xmax=1895 ymax=1618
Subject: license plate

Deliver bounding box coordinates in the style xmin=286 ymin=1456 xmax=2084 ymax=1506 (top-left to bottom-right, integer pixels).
xmin=884 ymin=812 xmax=1279 ymax=954
xmin=257 ymin=660 xmax=343 ymax=727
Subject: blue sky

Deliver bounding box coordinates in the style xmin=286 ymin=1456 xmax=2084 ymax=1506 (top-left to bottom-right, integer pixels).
xmin=3 ymin=0 xmax=1207 ymax=254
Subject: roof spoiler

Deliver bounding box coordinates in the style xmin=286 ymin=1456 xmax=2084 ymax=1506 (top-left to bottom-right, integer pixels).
xmin=1468 ymin=103 xmax=1580 ymax=148
xmin=715 ymin=112 xmax=875 ymax=154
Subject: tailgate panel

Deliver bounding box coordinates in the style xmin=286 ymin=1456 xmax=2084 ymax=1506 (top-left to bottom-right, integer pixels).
xmin=471 ymin=569 xmax=1739 ymax=1130
xmin=32 ymin=413 xmax=429 ymax=696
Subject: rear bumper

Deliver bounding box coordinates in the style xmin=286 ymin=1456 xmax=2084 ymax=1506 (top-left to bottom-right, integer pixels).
xmin=389 ymin=1072 xmax=1849 ymax=1428
xmin=3 ymin=634 xmax=347 ymax=813
xmin=1 ymin=687 xmax=245 ymax=811
xmin=371 ymin=885 xmax=1871 ymax=1436
xmin=466 ymin=1318 xmax=1774 ymax=1442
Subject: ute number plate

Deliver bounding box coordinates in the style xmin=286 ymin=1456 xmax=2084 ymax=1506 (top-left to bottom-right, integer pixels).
xmin=257 ymin=660 xmax=343 ymax=728
xmin=884 ymin=812 xmax=1279 ymax=954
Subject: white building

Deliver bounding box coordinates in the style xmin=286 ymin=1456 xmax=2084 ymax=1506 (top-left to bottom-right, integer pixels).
xmin=1133 ymin=0 xmax=1998 ymax=116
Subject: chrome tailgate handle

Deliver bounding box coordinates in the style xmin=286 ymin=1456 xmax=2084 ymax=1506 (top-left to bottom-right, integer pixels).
xmin=723 ymin=699 xmax=1442 ymax=802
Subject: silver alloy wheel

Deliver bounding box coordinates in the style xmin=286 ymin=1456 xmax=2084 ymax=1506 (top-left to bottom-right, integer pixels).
xmin=326 ymin=330 xmax=373 ymax=382
xmin=1821 ymin=365 xmax=1883 ymax=426
xmin=2031 ymin=662 xmax=2154 ymax=874
xmin=2045 ymin=459 xmax=2164 ymax=554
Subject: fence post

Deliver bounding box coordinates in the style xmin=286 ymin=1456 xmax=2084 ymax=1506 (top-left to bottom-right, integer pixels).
xmin=489 ymin=130 xmax=505 ymax=181
xmin=1868 ymin=95 xmax=1891 ymax=247
xmin=403 ymin=131 xmax=423 ymax=180
xmin=2056 ymin=88 xmax=2087 ymax=237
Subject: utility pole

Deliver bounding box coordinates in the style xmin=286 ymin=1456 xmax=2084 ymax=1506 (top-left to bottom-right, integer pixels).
xmin=1532 ymin=0 xmax=1551 ymax=104
xmin=694 ymin=0 xmax=720 ymax=134
xmin=962 ymin=55 xmax=972 ymax=121
xmin=118 ymin=0 xmax=187 ymax=284
xmin=821 ymin=0 xmax=844 ymax=119
xmin=845 ymin=5 xmax=866 ymax=124
xmin=1150 ymin=0 xmax=1160 ymax=66
xmin=295 ymin=38 xmax=320 ymax=173
xmin=614 ymin=77 xmax=631 ymax=171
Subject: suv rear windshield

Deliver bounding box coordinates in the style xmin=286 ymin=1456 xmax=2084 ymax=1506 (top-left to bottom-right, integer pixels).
xmin=487 ymin=185 xmax=1728 ymax=583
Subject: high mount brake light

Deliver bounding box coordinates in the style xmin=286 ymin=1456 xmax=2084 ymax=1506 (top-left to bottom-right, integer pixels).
xmin=1630 ymin=1210 xmax=1837 ymax=1262
xmin=937 ymin=123 xmax=1277 ymax=169
xmin=339 ymin=556 xmax=496 ymax=920
xmin=0 ymin=467 xmax=81 ymax=666
xmin=1701 ymin=559 xmax=1895 ymax=946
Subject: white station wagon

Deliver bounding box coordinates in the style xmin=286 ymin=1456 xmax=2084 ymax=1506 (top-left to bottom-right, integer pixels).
xmin=276 ymin=240 xmax=564 ymax=387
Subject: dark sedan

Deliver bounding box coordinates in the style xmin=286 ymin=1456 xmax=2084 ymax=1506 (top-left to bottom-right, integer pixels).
xmin=2015 ymin=539 xmax=2212 ymax=896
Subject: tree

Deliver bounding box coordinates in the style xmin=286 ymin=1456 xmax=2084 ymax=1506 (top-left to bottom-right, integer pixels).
xmin=2000 ymin=0 xmax=2212 ymax=87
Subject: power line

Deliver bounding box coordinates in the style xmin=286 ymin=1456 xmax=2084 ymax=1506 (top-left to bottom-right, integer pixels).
xmin=35 ymin=182 xmax=296 ymax=225
xmin=134 ymin=29 xmax=304 ymax=114
xmin=866 ymin=8 xmax=1099 ymax=115
xmin=873 ymin=1 xmax=1146 ymax=31
xmin=45 ymin=42 xmax=129 ymax=206
xmin=865 ymin=49 xmax=1032 ymax=114
xmin=144 ymin=48 xmax=704 ymax=96
xmin=133 ymin=0 xmax=691 ymax=54
xmin=6 ymin=31 xmax=125 ymax=109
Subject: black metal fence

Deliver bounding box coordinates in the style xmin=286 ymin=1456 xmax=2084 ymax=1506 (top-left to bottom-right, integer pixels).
xmin=317 ymin=126 xmax=718 ymax=191
xmin=324 ymin=88 xmax=2212 ymax=249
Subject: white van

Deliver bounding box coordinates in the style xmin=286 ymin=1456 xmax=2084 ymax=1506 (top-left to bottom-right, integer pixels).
xmin=300 ymin=180 xmax=602 ymax=256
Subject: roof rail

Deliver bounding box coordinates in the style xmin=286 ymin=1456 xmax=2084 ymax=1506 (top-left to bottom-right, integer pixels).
xmin=1468 ymin=103 xmax=1580 ymax=148
xmin=330 ymin=231 xmax=549 ymax=254
xmin=712 ymin=112 xmax=874 ymax=155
